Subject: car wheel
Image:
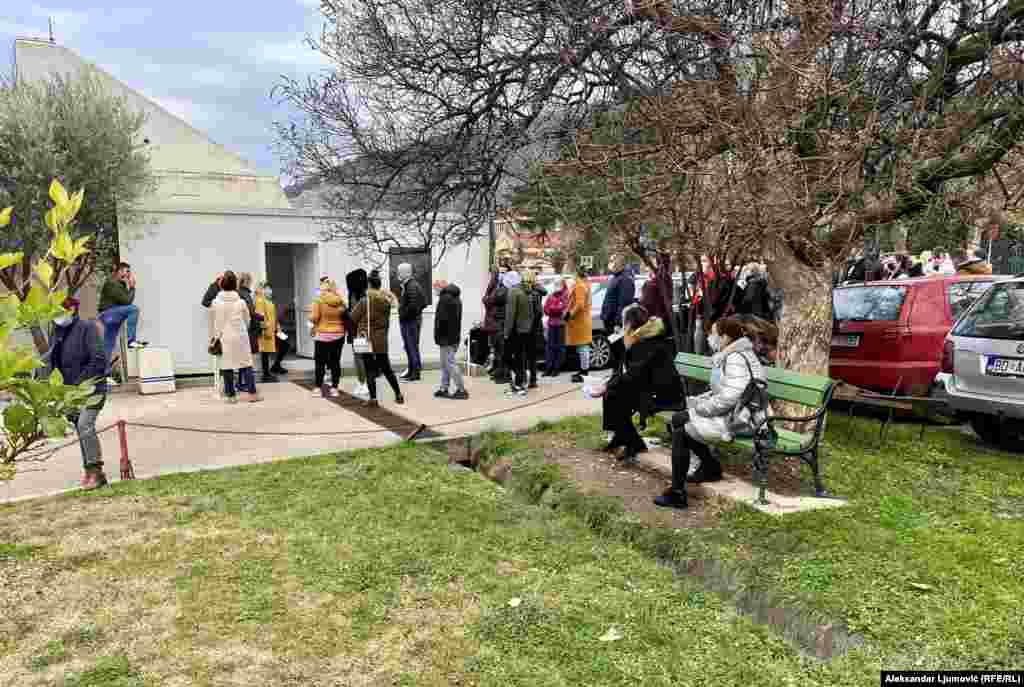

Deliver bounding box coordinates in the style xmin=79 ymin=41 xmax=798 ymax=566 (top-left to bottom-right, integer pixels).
xmin=970 ymin=414 xmax=1003 ymax=447
xmin=999 ymin=419 xmax=1024 ymax=453
xmin=590 ymin=334 xmax=611 ymax=370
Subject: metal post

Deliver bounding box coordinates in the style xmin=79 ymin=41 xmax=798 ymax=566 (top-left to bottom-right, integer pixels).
xmin=117 ymin=420 xmax=134 ymax=480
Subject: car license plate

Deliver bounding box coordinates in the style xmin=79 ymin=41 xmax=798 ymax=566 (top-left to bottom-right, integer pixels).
xmin=831 ymin=335 xmax=860 ymax=348
xmin=985 ymin=357 xmax=1024 ymax=377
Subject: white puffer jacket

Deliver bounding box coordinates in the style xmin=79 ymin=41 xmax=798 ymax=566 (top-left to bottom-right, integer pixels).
xmin=685 ymin=337 xmax=768 ymax=444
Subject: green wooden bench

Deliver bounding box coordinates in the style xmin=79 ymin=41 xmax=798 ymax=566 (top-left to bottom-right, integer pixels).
xmin=660 ymin=353 xmax=838 ymax=504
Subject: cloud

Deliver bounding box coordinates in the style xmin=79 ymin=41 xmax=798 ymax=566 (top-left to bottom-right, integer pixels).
xmin=252 ymin=39 xmax=332 ymax=70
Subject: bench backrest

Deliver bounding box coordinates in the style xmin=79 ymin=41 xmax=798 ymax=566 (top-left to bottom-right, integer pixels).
xmin=674 ymin=353 xmax=835 ymax=408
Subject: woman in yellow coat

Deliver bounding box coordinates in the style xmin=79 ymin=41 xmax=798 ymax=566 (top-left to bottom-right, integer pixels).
xmin=565 ymin=267 xmax=593 ymax=383
xmin=255 ymin=282 xmax=287 ymax=382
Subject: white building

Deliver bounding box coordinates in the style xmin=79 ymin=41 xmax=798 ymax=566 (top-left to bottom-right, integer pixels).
xmin=13 ymin=38 xmax=489 ymax=376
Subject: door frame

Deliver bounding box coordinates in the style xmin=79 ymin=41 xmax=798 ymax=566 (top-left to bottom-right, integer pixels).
xmin=262 ymin=238 xmax=324 ymax=359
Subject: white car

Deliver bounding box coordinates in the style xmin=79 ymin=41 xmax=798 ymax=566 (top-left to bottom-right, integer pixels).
xmin=935 ymin=275 xmax=1024 ymax=450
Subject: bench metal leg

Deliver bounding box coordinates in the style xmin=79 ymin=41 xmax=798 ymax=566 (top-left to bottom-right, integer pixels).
xmin=753 ymin=448 xmax=770 ymax=505
xmin=806 ymin=448 xmax=829 ymax=498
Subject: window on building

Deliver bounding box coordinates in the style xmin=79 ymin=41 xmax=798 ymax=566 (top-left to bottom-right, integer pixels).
xmin=388 ymin=247 xmax=433 ymax=309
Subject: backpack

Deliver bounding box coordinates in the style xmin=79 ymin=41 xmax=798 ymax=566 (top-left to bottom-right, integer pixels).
xmin=528 ymin=289 xmax=543 ymax=330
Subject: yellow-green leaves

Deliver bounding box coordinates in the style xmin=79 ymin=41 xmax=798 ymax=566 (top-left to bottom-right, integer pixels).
xmin=49 ymin=178 xmax=70 ymax=207
xmin=34 ymin=259 xmax=54 ymax=288
xmin=44 ymin=179 xmax=84 ymax=233
xmin=0 ymin=207 xmax=11 ymax=228
xmin=0 ymin=252 xmax=23 ymax=271
xmin=49 ymin=230 xmax=91 ymax=264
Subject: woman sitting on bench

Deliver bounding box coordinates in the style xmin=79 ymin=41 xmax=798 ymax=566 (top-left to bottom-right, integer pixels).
xmin=600 ymin=306 xmax=684 ymax=463
xmin=655 ymin=316 xmax=767 ymax=511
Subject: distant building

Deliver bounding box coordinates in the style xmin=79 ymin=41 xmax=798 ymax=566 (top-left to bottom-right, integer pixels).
xmin=14 ymin=38 xmax=490 ymax=375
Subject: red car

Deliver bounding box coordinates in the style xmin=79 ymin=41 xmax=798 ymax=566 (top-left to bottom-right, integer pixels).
xmin=829 ymin=275 xmax=1000 ymax=395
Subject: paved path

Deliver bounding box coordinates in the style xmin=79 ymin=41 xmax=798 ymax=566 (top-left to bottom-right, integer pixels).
xmin=2 ymin=370 xmax=600 ymax=503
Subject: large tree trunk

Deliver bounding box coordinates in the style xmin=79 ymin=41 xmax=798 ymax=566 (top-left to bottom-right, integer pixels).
xmin=768 ymin=245 xmax=834 ymax=378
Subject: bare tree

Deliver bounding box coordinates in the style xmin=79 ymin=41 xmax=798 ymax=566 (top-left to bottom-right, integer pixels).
xmin=274 ymin=0 xmax=774 ymax=263
xmin=541 ymin=0 xmax=1024 ymax=381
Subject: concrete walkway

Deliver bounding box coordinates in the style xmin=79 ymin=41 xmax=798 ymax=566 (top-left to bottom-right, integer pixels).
xmin=2 ymin=370 xmax=600 ymax=503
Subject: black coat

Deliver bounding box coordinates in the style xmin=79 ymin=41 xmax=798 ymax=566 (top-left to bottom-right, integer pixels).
xmin=602 ymin=334 xmax=683 ymax=432
xmin=345 ymin=269 xmax=369 ymax=343
xmin=399 ymin=279 xmax=427 ymax=322
xmin=736 ymin=276 xmax=772 ymax=320
xmin=601 ymin=269 xmax=636 ymax=329
xmin=50 ymin=317 xmax=108 ymax=395
xmin=434 ymin=284 xmax=463 ymax=347
xmin=201 ymin=282 xmax=220 ymax=308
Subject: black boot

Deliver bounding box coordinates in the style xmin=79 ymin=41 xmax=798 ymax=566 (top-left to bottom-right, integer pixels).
xmin=601 ymin=435 xmax=624 ymax=453
xmin=653 ymin=488 xmax=688 ymax=510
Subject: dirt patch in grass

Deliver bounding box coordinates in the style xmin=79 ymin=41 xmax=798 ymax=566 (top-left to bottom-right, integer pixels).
xmin=527 ymin=433 xmax=729 ymax=528
xmin=718 ymin=453 xmax=807 ymax=498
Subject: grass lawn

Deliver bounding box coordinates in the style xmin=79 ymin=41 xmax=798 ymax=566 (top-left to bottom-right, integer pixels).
xmin=520 ymin=412 xmax=1024 ymax=672
xmin=0 ymin=412 xmax=1021 ymax=685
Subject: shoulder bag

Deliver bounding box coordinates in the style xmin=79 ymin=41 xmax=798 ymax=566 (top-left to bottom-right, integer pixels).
xmin=729 ymin=352 xmax=776 ymax=446
xmin=353 ymin=295 xmax=372 ymax=355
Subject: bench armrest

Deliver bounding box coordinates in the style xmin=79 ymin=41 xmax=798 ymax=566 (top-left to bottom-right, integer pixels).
xmin=754 ymin=403 xmax=829 ymax=452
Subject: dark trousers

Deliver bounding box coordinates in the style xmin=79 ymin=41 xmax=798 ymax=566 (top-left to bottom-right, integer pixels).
xmin=400 ymin=317 xmax=423 ymax=372
xmin=261 ymin=338 xmax=290 ymax=376
xmin=490 ymin=329 xmax=508 ymax=379
xmin=223 ymin=367 xmax=256 ymax=397
xmin=314 ymin=339 xmax=343 ymax=388
xmin=363 ymin=353 xmax=401 ymax=400
xmin=610 ymin=337 xmax=626 ymax=376
xmin=545 ymin=325 xmax=565 ymax=373
xmin=507 ymin=331 xmax=531 ymax=387
xmin=601 ymin=391 xmax=645 ymax=451
xmin=670 ymin=411 xmax=715 ymax=494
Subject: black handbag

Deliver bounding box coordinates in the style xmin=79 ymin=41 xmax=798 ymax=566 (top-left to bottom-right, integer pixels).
xmin=208 ymin=338 xmax=223 ymax=356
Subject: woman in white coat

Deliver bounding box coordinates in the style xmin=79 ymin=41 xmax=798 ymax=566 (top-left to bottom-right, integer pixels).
xmin=655 ymin=316 xmax=767 ymax=510
xmin=213 ymin=271 xmax=262 ymax=403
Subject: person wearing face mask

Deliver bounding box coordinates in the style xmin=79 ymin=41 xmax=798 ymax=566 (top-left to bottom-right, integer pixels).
xmin=654 ymin=316 xmax=768 ymax=510
xmin=255 ymin=282 xmax=288 ymax=382
xmin=602 ymin=254 xmax=636 ymax=376
xmin=566 ymin=266 xmax=593 ymax=383
xmin=48 ymin=298 xmax=110 ymax=490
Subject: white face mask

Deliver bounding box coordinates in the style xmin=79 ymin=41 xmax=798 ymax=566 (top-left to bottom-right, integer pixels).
xmin=54 ymin=316 xmax=73 ymax=327
xmin=264 ymin=289 xmax=273 ymax=300
xmin=708 ymin=333 xmax=722 ymax=352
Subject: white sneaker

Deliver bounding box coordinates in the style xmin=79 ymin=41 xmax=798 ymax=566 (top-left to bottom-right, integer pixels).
xmin=128 ymin=340 xmax=148 ymax=349
xmin=329 ymin=388 xmax=340 ymax=398
xmin=106 ymin=377 xmax=119 ymax=386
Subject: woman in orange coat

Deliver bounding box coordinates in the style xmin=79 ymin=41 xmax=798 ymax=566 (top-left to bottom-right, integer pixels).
xmin=565 ymin=266 xmax=593 ymax=383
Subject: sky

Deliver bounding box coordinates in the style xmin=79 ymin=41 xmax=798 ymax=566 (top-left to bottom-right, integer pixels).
xmin=0 ymin=1 xmax=335 ymax=181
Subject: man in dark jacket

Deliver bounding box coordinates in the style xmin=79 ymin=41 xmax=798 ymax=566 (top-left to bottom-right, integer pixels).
xmin=602 ymin=255 xmax=636 ymax=375
xmin=98 ymin=262 xmax=146 ymax=373
xmin=433 ymin=282 xmax=469 ymax=400
xmin=734 ymin=263 xmax=773 ymax=320
xmin=49 ymin=298 xmax=109 ymax=490
xmin=503 ymin=271 xmax=532 ymax=395
xmin=397 ymin=263 xmax=427 ymax=381
xmin=525 ymin=271 xmax=546 ymax=389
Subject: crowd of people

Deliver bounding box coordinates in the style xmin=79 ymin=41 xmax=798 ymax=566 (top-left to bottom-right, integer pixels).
xmin=838 ymin=248 xmax=994 ymax=284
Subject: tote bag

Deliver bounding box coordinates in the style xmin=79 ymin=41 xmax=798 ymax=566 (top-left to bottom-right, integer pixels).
xmin=353 ymin=295 xmax=372 ymax=354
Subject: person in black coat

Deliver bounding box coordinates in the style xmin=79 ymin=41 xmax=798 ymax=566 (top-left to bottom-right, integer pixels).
xmin=602 ymin=255 xmax=636 ymax=375
xmin=434 ymin=282 xmax=468 ymax=399
xmin=600 ymin=306 xmax=685 ymax=463
xmin=734 ymin=263 xmax=773 ymax=321
xmin=397 ymin=262 xmax=427 ymax=381
xmin=346 ymin=269 xmax=369 ymax=394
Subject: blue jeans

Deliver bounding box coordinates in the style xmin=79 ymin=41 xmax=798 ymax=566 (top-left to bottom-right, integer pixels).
xmin=100 ymin=305 xmax=139 ymax=364
xmin=544 ymin=325 xmax=565 ymax=373
xmin=223 ymin=367 xmax=256 ymax=397
xmin=439 ymin=345 xmax=465 ymax=392
xmin=400 ymin=317 xmax=422 ymax=371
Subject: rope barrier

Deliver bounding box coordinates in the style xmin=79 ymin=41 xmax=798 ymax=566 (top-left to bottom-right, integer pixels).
xmin=37 ymin=384 xmax=586 ymax=441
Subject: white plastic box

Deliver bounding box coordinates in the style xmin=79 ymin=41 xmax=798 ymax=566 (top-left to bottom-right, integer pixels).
xmin=136 ymin=347 xmax=176 ymax=395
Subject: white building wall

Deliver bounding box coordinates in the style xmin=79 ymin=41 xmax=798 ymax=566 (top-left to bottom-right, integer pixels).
xmin=121 ymin=208 xmax=487 ymax=375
